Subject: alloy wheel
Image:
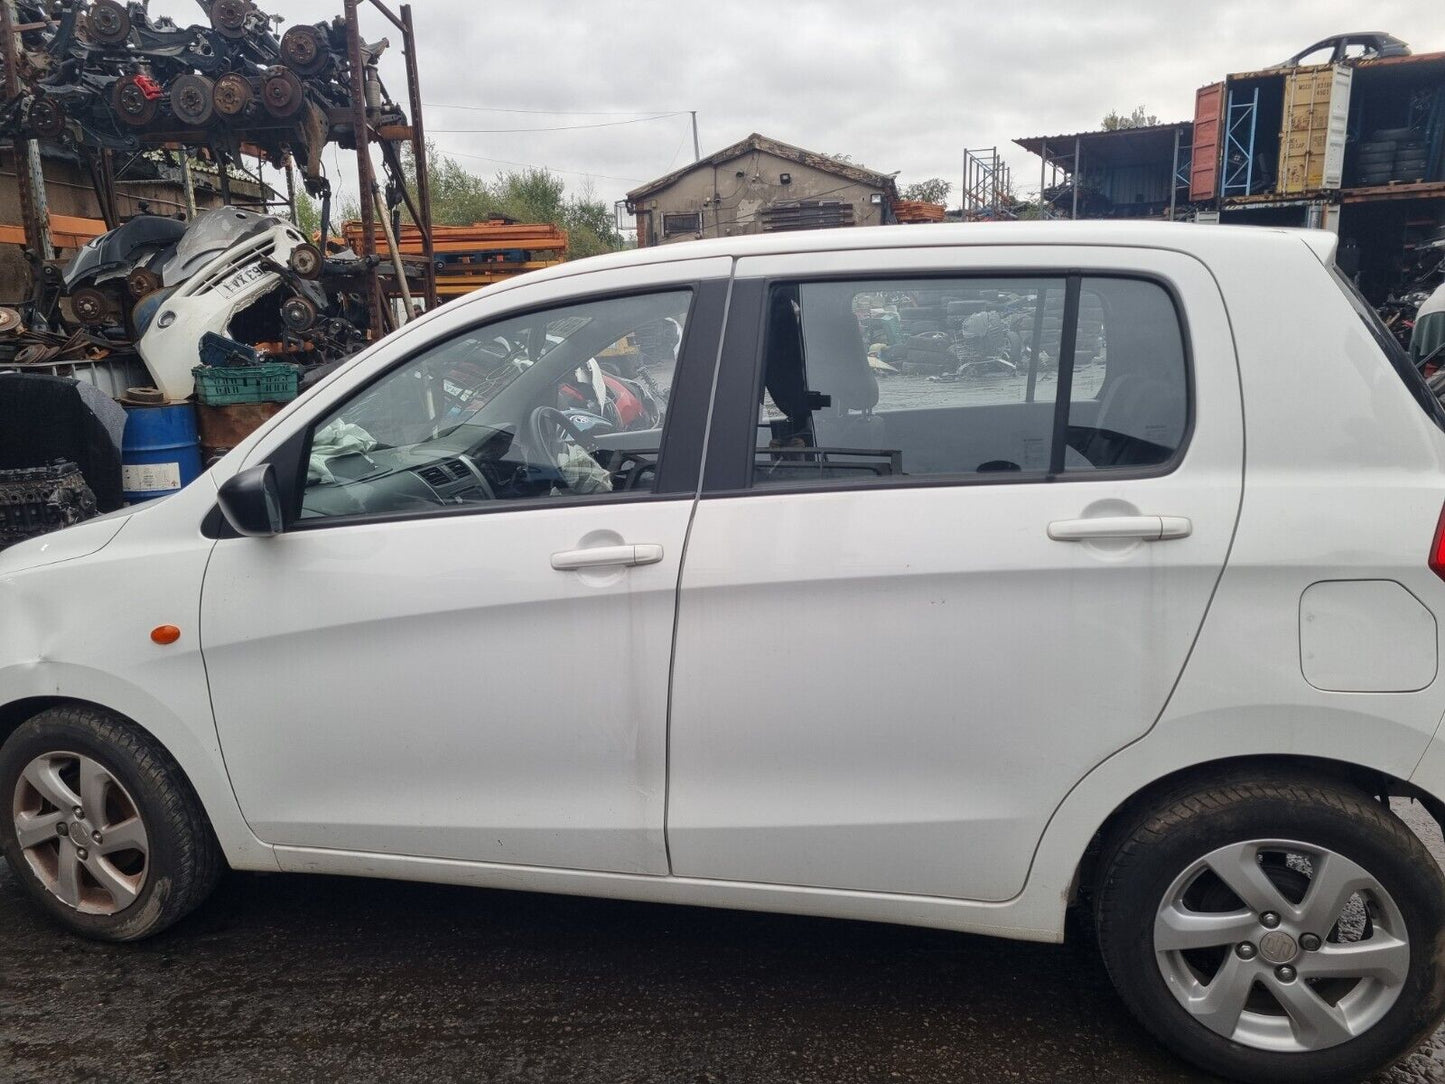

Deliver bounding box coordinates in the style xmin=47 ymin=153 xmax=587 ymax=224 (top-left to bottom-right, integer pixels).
xmin=1154 ymin=838 xmax=1408 ymax=1053
xmin=11 ymin=751 xmax=150 ymax=915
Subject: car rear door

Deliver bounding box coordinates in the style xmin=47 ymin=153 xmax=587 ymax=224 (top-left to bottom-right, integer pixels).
xmin=665 ymin=244 xmax=1243 ymax=901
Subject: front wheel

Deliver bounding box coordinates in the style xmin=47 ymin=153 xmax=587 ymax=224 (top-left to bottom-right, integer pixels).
xmin=0 ymin=705 xmax=222 ymax=941
xmin=1095 ymin=775 xmax=1445 ymax=1084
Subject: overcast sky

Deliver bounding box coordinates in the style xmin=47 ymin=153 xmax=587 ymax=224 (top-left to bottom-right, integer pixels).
xmin=148 ymin=0 xmax=1445 ymax=225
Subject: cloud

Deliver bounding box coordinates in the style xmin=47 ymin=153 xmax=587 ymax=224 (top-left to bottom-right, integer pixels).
xmin=147 ymin=0 xmax=1445 ymax=214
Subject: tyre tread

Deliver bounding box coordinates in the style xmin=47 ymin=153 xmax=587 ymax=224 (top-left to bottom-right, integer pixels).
xmin=1 ymin=704 xmax=222 ymax=940
xmin=1094 ymin=771 xmax=1445 ymax=1084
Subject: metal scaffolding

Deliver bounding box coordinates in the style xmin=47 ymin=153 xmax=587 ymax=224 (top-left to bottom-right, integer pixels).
xmin=1222 ymin=87 xmax=1259 ymax=198
xmin=962 ymin=146 xmax=1013 ymax=218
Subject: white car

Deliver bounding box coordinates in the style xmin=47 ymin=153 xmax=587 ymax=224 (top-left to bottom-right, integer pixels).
xmin=4 ymin=222 xmax=1445 ymax=1083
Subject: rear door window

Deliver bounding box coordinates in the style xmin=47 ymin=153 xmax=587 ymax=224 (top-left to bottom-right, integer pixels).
xmin=751 ymin=274 xmax=1188 ymax=486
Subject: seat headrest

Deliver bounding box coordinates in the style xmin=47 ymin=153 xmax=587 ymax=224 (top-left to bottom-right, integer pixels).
xmin=800 ymin=284 xmax=878 ymax=412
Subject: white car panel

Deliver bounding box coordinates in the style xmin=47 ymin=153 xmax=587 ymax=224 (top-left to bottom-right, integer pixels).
xmin=3 ymin=222 xmax=1445 ymax=952
xmin=1300 ymin=580 xmax=1437 ymax=692
xmin=665 ymin=245 xmax=1242 ymax=902
xmin=200 ymin=501 xmax=692 ymax=873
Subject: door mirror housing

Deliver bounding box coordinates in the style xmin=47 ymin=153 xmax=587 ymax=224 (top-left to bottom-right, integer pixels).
xmin=217 ymin=464 xmax=284 ymax=537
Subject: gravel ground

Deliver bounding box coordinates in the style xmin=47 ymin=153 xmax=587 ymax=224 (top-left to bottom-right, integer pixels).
xmin=1 ymin=800 xmax=1444 ymax=1083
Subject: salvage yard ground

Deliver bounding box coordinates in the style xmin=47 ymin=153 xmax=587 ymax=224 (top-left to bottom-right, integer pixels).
xmin=2 ymin=801 xmax=1443 ymax=1083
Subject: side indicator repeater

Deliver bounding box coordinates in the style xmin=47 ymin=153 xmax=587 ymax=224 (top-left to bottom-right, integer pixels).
xmin=151 ymin=625 xmax=181 ymax=645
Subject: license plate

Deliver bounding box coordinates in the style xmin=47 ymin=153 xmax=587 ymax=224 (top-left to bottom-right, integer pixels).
xmin=214 ymin=263 xmax=268 ymax=298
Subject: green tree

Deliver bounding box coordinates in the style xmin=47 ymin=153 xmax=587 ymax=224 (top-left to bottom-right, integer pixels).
xmin=394 ymin=143 xmax=623 ymax=260
xmin=293 ymin=188 xmax=321 ymax=237
xmin=1100 ymin=106 xmax=1161 ymax=131
xmin=902 ymin=178 xmax=951 ymax=205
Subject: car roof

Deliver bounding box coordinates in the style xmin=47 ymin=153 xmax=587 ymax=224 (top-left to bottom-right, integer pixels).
xmin=470 ymin=221 xmax=1337 ymax=302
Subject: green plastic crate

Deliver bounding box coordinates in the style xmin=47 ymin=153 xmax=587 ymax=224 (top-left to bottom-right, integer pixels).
xmin=192 ymin=363 xmax=299 ymax=406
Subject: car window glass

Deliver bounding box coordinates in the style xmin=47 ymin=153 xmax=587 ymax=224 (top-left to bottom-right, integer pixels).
xmin=1065 ymin=279 xmax=1187 ymax=473
xmin=298 ymin=290 xmax=690 ymax=520
xmin=752 ymin=275 xmax=1185 ymax=487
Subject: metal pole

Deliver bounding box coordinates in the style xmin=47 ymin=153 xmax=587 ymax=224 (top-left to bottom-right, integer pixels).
xmin=2 ymin=0 xmax=52 ymax=260
xmin=373 ymin=183 xmax=412 ymax=322
xmin=1169 ymin=127 xmax=1180 ymax=221
xmin=179 ymin=151 xmax=197 ymax=218
xmin=1072 ymin=135 xmax=1080 ymax=220
xmin=345 ymin=0 xmax=386 ymax=337
xmin=400 ymin=4 xmax=436 ymax=310
xmin=1039 ymin=141 xmax=1046 ymax=218
xmin=284 ymin=153 xmax=297 ymax=224
xmin=690 ymin=111 xmax=700 ymax=161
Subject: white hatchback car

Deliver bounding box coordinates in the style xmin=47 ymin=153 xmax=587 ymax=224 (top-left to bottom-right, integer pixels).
xmin=4 ymin=222 xmax=1445 ymax=1084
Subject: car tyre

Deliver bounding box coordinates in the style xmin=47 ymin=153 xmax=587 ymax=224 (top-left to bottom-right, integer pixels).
xmin=1094 ymin=773 xmax=1445 ymax=1084
xmin=0 ymin=705 xmax=222 ymax=941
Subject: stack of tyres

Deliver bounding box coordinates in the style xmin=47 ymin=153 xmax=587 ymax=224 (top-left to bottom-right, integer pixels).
xmin=905 ymin=332 xmax=953 ymax=374
xmin=1076 ymin=294 xmax=1106 ymax=367
xmin=1353 ymin=128 xmax=1424 ymax=187
xmin=1396 ymin=140 xmax=1431 ymax=182
xmin=898 ymin=298 xmax=945 ymax=373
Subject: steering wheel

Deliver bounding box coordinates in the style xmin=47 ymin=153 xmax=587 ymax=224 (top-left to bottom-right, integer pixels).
xmin=527 ymin=405 xmax=594 ymax=489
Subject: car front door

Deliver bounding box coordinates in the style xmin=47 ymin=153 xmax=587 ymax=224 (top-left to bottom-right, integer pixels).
xmin=666 ymin=245 xmax=1243 ymax=901
xmin=201 ymin=266 xmax=728 ymax=874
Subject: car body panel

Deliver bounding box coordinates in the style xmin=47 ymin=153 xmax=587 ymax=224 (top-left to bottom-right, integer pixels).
xmin=666 ymin=245 xmax=1245 ymax=901
xmin=2 ymin=224 xmax=1444 ymax=944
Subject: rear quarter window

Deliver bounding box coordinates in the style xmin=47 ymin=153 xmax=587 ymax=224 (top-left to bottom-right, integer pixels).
xmin=1333 ymin=267 xmax=1445 ymax=432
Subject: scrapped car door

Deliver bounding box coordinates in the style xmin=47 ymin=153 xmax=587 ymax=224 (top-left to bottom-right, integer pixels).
xmin=200 ymin=267 xmax=728 ymax=874
xmin=666 ymin=245 xmax=1243 ymax=901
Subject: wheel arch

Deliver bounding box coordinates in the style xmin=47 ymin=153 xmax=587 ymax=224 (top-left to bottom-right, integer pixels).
xmin=1068 ymin=753 xmax=1445 ymax=912
xmin=0 ymin=691 xmax=275 ymax=871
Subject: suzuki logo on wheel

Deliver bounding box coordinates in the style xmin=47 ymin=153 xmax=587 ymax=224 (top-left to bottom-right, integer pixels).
xmin=1259 ymin=930 xmax=1299 ymax=965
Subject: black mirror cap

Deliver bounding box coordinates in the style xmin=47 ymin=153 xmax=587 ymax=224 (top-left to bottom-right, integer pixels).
xmin=217 ymin=463 xmax=283 ymax=537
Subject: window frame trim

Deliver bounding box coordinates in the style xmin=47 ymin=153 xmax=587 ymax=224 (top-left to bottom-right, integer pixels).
xmin=700 ymin=267 xmax=1197 ymax=498
xmin=258 ymin=280 xmax=720 ymax=534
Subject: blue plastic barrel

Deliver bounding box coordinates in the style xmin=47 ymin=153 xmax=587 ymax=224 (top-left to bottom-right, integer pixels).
xmin=121 ymin=402 xmax=203 ymax=503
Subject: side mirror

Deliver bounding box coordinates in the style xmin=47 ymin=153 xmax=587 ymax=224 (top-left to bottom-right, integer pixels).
xmin=216 ymin=464 xmax=284 ymax=537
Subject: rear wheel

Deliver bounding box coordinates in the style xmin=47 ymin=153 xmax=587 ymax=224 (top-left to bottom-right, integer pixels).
xmin=1095 ymin=774 xmax=1445 ymax=1084
xmin=0 ymin=705 xmax=222 ymax=941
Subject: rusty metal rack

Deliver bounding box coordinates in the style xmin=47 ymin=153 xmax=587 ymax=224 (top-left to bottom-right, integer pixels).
xmin=0 ymin=0 xmax=437 ymax=339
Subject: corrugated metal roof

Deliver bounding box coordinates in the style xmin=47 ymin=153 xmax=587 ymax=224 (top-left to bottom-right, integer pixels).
xmin=1014 ymin=123 xmax=1192 ymax=166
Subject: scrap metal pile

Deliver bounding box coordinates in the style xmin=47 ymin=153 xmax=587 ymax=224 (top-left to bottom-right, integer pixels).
xmin=1 ymin=0 xmax=403 ymax=202
xmin=862 ymin=287 xmax=1107 ymax=380
xmin=0 ymin=0 xmax=419 ymax=398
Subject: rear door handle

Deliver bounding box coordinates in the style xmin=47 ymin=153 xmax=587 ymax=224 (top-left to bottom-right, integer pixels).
xmin=551 ymin=543 xmax=664 ymax=571
xmin=1047 ymin=515 xmax=1192 ymax=542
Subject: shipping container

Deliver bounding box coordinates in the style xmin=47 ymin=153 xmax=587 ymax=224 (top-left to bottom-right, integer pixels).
xmin=1278 ymin=64 xmax=1352 ymax=193
xmin=1189 ymin=82 xmax=1225 ymax=202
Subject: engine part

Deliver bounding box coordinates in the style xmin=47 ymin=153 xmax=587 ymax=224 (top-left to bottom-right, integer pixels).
xmin=0 ymin=307 xmax=23 ymax=336
xmin=261 ymin=67 xmax=304 ymax=119
xmin=280 ymin=24 xmax=329 ymax=77
xmin=88 ymin=0 xmax=132 ymax=46
xmin=288 ymin=243 xmax=322 ymax=279
xmin=70 ymin=287 xmax=110 ymax=326
xmin=0 ymin=461 xmax=98 ymax=550
xmin=212 ymin=72 xmax=253 ymax=118
xmin=169 ymin=73 xmax=215 ymax=127
xmin=280 ymin=295 xmax=317 ymax=332
xmin=209 ymin=0 xmax=250 ymax=40
xmin=27 ymin=97 xmax=66 ymax=140
xmin=14 ymin=343 xmax=60 ymax=365
xmin=112 ymin=74 xmax=162 ymax=128
xmin=127 ymin=267 xmax=163 ymax=299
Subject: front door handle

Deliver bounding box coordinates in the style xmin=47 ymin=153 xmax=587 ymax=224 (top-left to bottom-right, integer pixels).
xmin=1047 ymin=515 xmax=1192 ymax=542
xmin=551 ymin=543 xmax=664 ymax=571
